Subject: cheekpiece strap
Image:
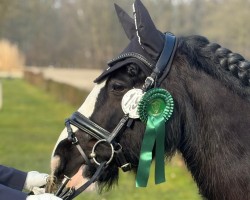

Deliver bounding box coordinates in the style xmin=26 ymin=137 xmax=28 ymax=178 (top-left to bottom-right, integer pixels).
xmin=154 ymin=33 xmax=176 ymax=78
xmin=157 ymin=33 xmax=178 ymax=85
xmin=142 ymin=33 xmax=177 ymax=91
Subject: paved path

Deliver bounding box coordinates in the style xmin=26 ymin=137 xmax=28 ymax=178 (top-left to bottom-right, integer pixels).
xmin=27 ymin=67 xmax=102 ymax=91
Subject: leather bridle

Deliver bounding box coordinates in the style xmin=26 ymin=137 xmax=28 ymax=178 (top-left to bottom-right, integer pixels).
xmin=66 ymin=111 xmax=132 ymax=170
xmin=56 ymin=33 xmax=177 ymax=200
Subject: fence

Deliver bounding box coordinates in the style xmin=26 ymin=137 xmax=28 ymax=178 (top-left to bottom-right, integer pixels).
xmin=24 ymin=69 xmax=89 ymax=107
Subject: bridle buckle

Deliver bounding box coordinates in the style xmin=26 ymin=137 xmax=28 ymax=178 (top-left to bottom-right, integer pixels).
xmin=114 ymin=143 xmax=132 ymax=172
xmin=65 ymin=119 xmax=78 ymax=144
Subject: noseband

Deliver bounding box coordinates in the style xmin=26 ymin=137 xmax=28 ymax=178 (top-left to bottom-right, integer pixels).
xmin=66 ymin=111 xmax=131 ymax=170
xmin=57 ymin=33 xmax=177 ymax=200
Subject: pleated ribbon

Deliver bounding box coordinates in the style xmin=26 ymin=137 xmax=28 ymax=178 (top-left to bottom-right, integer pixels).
xmin=136 ymin=88 xmax=174 ymax=187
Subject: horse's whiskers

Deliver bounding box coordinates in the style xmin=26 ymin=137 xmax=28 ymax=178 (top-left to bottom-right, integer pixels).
xmin=45 ymin=175 xmax=58 ymax=193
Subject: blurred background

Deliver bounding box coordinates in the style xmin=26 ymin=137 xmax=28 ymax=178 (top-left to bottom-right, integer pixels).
xmin=0 ymin=0 xmax=249 ymax=199
xmin=0 ymin=0 xmax=249 ymax=69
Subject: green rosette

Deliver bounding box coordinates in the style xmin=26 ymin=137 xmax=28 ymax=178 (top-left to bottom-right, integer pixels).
xmin=136 ymin=88 xmax=174 ymax=187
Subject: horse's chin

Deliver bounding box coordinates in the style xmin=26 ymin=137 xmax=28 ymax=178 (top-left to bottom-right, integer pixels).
xmin=46 ymin=165 xmax=96 ymax=193
xmin=66 ymin=165 xmax=96 ymax=191
xmin=46 ymin=155 xmax=96 ymax=193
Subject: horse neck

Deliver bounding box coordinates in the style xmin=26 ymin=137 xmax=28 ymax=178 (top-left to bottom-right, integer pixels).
xmin=166 ymin=60 xmax=250 ymax=199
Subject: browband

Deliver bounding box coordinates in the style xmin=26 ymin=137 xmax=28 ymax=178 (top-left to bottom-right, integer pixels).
xmin=108 ymin=52 xmax=153 ymax=69
xmin=94 ymin=33 xmax=177 ymax=84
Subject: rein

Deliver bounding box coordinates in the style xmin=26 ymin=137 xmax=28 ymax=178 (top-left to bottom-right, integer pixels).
xmin=57 ymin=33 xmax=177 ymax=200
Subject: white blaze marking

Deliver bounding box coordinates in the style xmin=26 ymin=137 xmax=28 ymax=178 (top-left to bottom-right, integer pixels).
xmin=50 ymin=155 xmax=60 ymax=174
xmin=51 ymin=80 xmax=106 ymax=159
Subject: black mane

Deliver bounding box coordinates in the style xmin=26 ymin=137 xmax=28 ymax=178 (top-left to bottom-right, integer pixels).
xmin=161 ymin=35 xmax=250 ymax=199
xmin=178 ymin=35 xmax=250 ymax=99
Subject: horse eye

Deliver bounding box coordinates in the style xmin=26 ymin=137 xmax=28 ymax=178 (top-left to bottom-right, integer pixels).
xmin=111 ymin=82 xmax=126 ymax=92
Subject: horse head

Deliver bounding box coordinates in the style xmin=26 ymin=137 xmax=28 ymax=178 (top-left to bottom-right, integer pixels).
xmin=48 ymin=0 xmax=250 ymax=199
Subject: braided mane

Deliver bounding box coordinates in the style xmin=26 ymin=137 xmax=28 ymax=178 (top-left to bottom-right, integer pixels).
xmin=178 ymin=35 xmax=250 ymax=99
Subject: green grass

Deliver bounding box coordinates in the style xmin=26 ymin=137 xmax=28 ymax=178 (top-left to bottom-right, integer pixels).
xmin=0 ymin=79 xmax=76 ymax=171
xmin=0 ymin=79 xmax=201 ymax=200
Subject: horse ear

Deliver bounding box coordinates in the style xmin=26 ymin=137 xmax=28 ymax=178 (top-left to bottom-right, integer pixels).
xmin=114 ymin=3 xmax=136 ymax=40
xmin=133 ymin=0 xmax=164 ymax=60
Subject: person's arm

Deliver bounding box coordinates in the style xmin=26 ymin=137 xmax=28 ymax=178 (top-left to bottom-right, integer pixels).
xmin=0 ymin=183 xmax=27 ymax=200
xmin=0 ymin=165 xmax=62 ymax=200
xmin=0 ymin=165 xmax=27 ymax=190
xmin=0 ymin=184 xmax=62 ymax=200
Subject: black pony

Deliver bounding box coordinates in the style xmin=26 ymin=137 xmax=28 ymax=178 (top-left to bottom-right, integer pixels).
xmin=48 ymin=0 xmax=250 ymax=199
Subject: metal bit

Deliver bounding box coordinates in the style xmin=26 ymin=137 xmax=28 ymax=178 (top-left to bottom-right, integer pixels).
xmin=60 ymin=187 xmax=75 ymax=200
xmin=55 ymin=175 xmax=71 ymax=197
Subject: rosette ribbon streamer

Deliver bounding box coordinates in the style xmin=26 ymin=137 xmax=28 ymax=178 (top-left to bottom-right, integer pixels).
xmin=136 ymin=88 xmax=174 ymax=187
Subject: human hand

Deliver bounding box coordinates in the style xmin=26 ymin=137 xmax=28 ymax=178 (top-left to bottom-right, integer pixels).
xmin=24 ymin=171 xmax=49 ymax=191
xmin=26 ymin=193 xmax=62 ymax=200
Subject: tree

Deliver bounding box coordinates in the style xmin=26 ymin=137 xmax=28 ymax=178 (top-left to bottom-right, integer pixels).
xmin=0 ymin=0 xmax=249 ymax=68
